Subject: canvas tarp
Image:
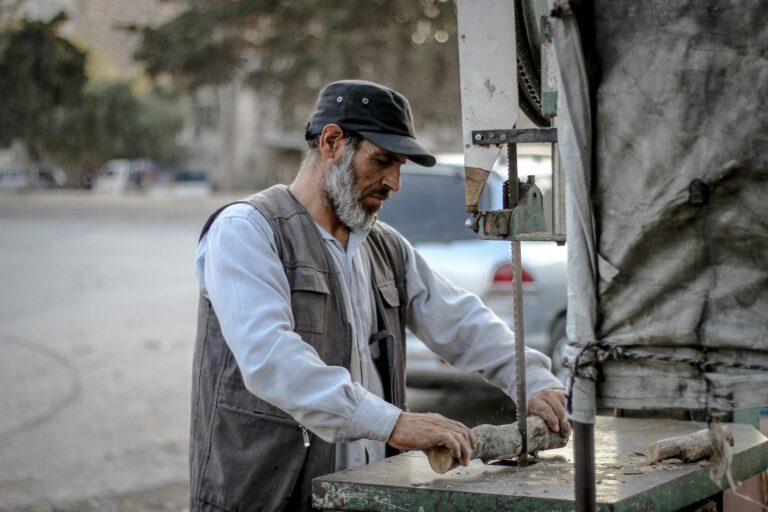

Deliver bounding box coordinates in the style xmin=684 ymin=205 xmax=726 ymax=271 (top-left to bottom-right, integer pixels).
xmin=553 ymin=0 xmax=768 ymax=421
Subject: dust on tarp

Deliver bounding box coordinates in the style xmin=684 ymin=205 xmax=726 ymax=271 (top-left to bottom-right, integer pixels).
xmin=554 ymin=0 xmax=768 ymax=415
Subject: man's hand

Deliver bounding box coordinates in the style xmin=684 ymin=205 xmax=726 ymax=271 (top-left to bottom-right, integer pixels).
xmin=528 ymin=388 xmax=571 ymax=437
xmin=388 ymin=412 xmax=477 ymax=466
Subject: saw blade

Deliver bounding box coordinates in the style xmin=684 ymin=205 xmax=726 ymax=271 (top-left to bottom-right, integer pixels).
xmin=508 ymin=143 xmax=528 ymax=466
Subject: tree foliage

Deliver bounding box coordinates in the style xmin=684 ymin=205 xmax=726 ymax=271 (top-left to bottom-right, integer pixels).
xmin=44 ymin=81 xmax=186 ymax=171
xmin=0 ymin=12 xmax=87 ymax=158
xmin=135 ymin=0 xmax=461 ymax=142
xmin=0 ymin=0 xmax=25 ymax=27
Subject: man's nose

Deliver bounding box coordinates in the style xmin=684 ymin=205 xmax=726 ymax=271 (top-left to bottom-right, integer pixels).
xmin=382 ymin=164 xmax=401 ymax=193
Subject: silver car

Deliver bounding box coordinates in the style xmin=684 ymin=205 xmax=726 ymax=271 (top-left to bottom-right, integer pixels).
xmin=377 ymin=159 xmax=568 ymax=388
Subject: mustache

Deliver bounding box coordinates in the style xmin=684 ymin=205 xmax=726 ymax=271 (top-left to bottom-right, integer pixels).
xmin=368 ymin=187 xmax=392 ymax=200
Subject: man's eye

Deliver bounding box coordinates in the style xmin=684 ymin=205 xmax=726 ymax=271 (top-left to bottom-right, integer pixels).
xmin=375 ymin=159 xmax=389 ymax=166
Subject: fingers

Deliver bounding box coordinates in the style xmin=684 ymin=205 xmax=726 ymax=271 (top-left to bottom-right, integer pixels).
xmin=452 ymin=429 xmax=473 ymax=465
xmin=434 ymin=416 xmax=473 ymax=465
xmin=440 ymin=431 xmax=464 ymax=465
xmin=444 ymin=416 xmax=477 ymax=449
xmin=387 ymin=411 xmax=475 ymax=465
xmin=541 ymin=390 xmax=567 ymax=434
xmin=555 ymin=395 xmax=571 ymax=437
xmin=550 ymin=389 xmax=570 ymax=436
xmin=530 ymin=397 xmax=560 ymax=432
xmin=528 ymin=388 xmax=571 ymax=436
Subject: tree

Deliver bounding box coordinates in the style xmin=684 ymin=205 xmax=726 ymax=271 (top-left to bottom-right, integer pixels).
xmin=135 ymin=0 xmax=461 ymax=145
xmin=44 ymin=81 xmax=186 ymax=172
xmin=0 ymin=12 xmax=87 ymax=159
xmin=0 ymin=0 xmax=25 ymax=27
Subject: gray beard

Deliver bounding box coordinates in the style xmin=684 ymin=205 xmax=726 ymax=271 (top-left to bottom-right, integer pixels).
xmin=322 ymin=144 xmax=377 ymax=231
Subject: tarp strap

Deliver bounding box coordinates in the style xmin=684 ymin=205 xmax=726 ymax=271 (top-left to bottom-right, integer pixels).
xmin=565 ymin=340 xmax=768 ymax=374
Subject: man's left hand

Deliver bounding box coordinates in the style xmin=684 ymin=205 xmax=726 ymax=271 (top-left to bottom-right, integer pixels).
xmin=528 ymin=388 xmax=571 ymax=437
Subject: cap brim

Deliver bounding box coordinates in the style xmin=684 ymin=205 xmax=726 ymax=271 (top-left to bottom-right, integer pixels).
xmin=358 ymin=131 xmax=436 ymax=167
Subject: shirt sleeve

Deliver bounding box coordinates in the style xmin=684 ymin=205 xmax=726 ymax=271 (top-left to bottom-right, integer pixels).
xmin=195 ymin=203 xmax=401 ymax=444
xmin=395 ymin=229 xmax=563 ymax=400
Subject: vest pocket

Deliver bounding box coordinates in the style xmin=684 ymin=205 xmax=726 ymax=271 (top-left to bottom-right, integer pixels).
xmin=289 ymin=267 xmax=330 ymax=334
xmin=376 ymin=281 xmax=401 ymax=308
xmin=374 ymin=280 xmax=407 ymax=409
xmin=198 ymin=402 xmax=311 ymax=511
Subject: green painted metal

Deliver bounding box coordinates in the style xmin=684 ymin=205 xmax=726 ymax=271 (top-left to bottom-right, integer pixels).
xmin=690 ymin=408 xmax=762 ymax=430
xmin=475 ymin=181 xmax=553 ymax=241
xmin=542 ymin=91 xmax=558 ymax=118
xmin=732 ymin=408 xmax=760 ymax=430
xmin=610 ymin=440 xmax=768 ymax=512
xmin=314 ymin=481 xmax=573 ymax=511
xmin=540 ymin=15 xmax=558 ymax=118
xmin=313 ymin=417 xmax=768 ymax=512
xmin=515 ymin=232 xmax=567 ymax=243
xmin=509 ymin=181 xmax=546 ymax=237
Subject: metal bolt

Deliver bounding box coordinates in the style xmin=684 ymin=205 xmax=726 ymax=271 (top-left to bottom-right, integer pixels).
xmin=362 ymin=98 xmax=369 ymax=104
xmin=474 ymin=133 xmax=483 ymax=141
xmin=336 ymin=96 xmax=343 ymax=102
xmin=488 ymin=132 xmax=495 ymax=138
xmin=500 ymin=134 xmax=507 ymax=141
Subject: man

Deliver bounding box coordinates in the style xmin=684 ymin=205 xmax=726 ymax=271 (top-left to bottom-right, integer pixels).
xmin=190 ymin=80 xmax=569 ymax=512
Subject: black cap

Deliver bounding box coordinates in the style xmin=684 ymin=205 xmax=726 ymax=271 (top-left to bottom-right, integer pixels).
xmin=305 ymin=80 xmax=436 ymax=167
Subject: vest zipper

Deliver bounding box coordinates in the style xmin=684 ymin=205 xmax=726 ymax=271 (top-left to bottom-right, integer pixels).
xmin=219 ymin=403 xmax=311 ymax=448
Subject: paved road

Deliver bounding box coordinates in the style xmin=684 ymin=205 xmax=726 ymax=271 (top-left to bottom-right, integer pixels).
xmin=0 ymin=191 xmax=233 ymax=510
xmin=0 ymin=190 xmax=517 ymax=511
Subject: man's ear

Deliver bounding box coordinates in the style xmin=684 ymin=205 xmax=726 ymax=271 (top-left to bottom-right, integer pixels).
xmin=318 ymin=124 xmax=345 ymax=159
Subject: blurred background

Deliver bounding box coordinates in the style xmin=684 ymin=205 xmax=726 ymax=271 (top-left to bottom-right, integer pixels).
xmin=0 ymin=1 xmax=552 ymax=510
xmin=0 ymin=0 xmax=468 ymax=192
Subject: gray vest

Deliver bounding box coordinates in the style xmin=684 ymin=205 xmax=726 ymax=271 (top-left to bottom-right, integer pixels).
xmin=189 ymin=185 xmax=408 ymax=512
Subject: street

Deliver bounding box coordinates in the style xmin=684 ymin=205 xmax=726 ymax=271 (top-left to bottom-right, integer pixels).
xmin=0 ymin=190 xmax=517 ymax=511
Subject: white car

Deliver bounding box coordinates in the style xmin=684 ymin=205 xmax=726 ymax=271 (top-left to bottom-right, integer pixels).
xmin=92 ymin=159 xmax=157 ymax=194
xmin=377 ymin=158 xmax=568 ymax=388
xmin=0 ymin=166 xmax=29 ymax=189
xmin=0 ymin=163 xmax=67 ymax=189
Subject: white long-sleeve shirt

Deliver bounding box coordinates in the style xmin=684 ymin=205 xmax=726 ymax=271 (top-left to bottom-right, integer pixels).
xmin=195 ymin=202 xmax=562 ymax=471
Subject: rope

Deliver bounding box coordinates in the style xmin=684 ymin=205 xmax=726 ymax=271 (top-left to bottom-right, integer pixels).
xmin=564 ymin=341 xmax=768 ymax=509
xmin=563 ymin=340 xmax=768 ymax=375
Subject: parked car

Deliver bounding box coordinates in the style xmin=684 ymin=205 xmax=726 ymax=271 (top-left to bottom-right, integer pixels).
xmin=92 ymin=159 xmax=211 ymax=196
xmin=0 ymin=162 xmax=67 ymax=189
xmin=92 ymin=159 xmax=157 ymax=194
xmin=30 ymin=162 xmax=67 ymax=188
xmin=0 ymin=165 xmax=29 ymax=189
xmin=377 ymin=156 xmax=568 ymax=389
xmin=149 ymin=167 xmax=212 ymax=197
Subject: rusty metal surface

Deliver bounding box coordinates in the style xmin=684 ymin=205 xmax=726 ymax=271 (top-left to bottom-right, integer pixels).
xmin=313 ymin=417 xmax=768 ymax=511
xmin=463 ymin=166 xmax=491 ymax=213
xmin=471 ymin=128 xmax=558 ymax=145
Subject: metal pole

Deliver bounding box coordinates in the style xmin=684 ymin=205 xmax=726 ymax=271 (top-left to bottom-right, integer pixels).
xmin=552 ymin=140 xmax=566 ymax=237
xmin=507 ymin=143 xmax=528 ymax=466
xmin=573 ymin=420 xmax=596 ymax=511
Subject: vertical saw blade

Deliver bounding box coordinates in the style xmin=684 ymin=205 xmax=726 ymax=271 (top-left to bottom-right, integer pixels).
xmin=457 ymin=0 xmax=527 ymax=465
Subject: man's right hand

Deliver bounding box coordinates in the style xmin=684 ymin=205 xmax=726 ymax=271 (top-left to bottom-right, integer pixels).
xmin=387 ymin=411 xmax=476 ymax=466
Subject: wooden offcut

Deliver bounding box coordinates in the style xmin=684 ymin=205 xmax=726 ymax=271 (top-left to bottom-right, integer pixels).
xmin=646 ymin=427 xmax=734 ymax=464
xmin=426 ymin=416 xmax=569 ymax=474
